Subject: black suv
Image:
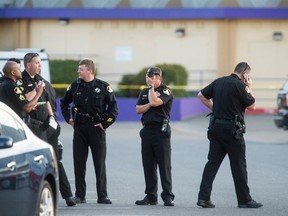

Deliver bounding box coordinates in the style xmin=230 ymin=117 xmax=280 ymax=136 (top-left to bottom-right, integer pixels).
xmin=274 ymin=81 xmax=288 ymax=129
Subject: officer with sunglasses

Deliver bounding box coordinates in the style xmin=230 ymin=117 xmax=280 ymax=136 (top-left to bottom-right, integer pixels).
xmin=135 ymin=66 xmax=175 ymax=207
xmin=21 ymin=52 xmax=76 ymax=206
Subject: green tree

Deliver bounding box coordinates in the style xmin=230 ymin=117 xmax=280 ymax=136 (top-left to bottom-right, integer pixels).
xmin=118 ymin=64 xmax=189 ymax=97
xmin=50 ymin=59 xmax=79 ymax=96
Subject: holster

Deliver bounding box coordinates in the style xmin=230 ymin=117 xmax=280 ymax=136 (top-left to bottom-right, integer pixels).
xmin=234 ymin=115 xmax=246 ymax=139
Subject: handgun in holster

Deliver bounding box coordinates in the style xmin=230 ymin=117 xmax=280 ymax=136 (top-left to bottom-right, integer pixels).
xmin=161 ymin=118 xmax=169 ymax=132
xmin=234 ymin=115 xmax=246 ymax=139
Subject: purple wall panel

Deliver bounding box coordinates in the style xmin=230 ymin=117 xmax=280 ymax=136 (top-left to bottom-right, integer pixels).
xmin=56 ymin=97 xmax=209 ymax=122
xmin=1 ymin=8 xmax=288 ymax=19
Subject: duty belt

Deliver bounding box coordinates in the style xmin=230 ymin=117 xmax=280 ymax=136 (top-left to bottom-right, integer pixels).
xmin=75 ymin=113 xmax=101 ymax=124
xmin=214 ymin=118 xmax=234 ymax=124
xmin=142 ymin=121 xmax=162 ymax=127
xmin=24 ymin=115 xmax=45 ymax=126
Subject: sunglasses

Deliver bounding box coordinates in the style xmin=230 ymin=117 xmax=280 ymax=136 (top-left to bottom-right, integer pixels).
xmin=27 ymin=53 xmax=39 ymax=63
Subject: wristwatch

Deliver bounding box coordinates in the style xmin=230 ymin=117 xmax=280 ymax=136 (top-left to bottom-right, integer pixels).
xmin=148 ymin=84 xmax=153 ymax=89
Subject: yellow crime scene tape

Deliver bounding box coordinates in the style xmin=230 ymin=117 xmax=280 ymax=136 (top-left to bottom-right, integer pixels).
xmin=52 ymin=84 xmax=283 ymax=91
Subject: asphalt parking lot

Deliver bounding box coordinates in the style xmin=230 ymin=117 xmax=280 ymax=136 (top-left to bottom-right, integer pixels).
xmin=57 ymin=114 xmax=288 ymax=216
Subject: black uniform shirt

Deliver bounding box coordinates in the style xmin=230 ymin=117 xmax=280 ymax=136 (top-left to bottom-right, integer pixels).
xmin=0 ymin=76 xmax=6 ymax=84
xmin=137 ymin=84 xmax=173 ymax=125
xmin=0 ymin=77 xmax=28 ymax=118
xmin=44 ymin=79 xmax=57 ymax=116
xmin=22 ymin=70 xmax=49 ymax=121
xmin=60 ymin=78 xmax=118 ymax=129
xmin=201 ymin=73 xmax=255 ymax=120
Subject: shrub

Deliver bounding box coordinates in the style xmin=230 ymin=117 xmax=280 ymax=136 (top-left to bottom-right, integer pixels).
xmin=118 ymin=64 xmax=189 ymax=97
xmin=50 ymin=59 xmax=79 ymax=96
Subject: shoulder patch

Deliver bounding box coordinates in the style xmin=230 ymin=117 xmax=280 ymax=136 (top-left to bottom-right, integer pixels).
xmin=19 ymin=95 xmax=25 ymax=101
xmin=14 ymin=86 xmax=23 ymax=94
xmin=16 ymin=79 xmax=23 ymax=86
xmin=107 ymin=86 xmax=113 ymax=93
xmin=245 ymin=86 xmax=250 ymax=94
xmin=163 ymin=88 xmax=171 ymax=96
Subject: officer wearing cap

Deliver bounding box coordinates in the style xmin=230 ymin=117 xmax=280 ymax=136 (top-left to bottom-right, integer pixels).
xmin=196 ymin=62 xmax=263 ymax=208
xmin=60 ymin=59 xmax=118 ymax=204
xmin=135 ymin=66 xmax=175 ymax=207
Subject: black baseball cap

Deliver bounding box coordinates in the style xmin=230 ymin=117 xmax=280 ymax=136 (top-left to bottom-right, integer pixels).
xmin=147 ymin=67 xmax=161 ymax=77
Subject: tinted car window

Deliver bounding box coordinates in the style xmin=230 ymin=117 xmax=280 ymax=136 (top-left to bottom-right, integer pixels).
xmin=0 ymin=109 xmax=26 ymax=142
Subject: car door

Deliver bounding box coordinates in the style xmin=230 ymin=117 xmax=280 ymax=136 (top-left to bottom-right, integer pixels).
xmin=0 ymin=149 xmax=17 ymax=214
xmin=0 ymin=109 xmax=30 ymax=216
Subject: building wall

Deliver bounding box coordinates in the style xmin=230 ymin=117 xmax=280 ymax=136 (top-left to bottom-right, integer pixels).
xmin=1 ymin=18 xmax=288 ymax=108
xmin=28 ymin=19 xmax=219 ymax=85
xmin=233 ymin=20 xmax=288 ymax=108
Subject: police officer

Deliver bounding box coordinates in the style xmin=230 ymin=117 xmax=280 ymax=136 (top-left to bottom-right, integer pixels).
xmin=60 ymin=59 xmax=118 ymax=204
xmin=43 ymin=75 xmax=77 ymax=207
xmin=0 ymin=60 xmax=44 ymax=118
xmin=0 ymin=58 xmax=21 ymax=84
xmin=21 ymin=53 xmax=76 ymax=206
xmin=135 ymin=66 xmax=175 ymax=207
xmin=196 ymin=62 xmax=263 ymax=208
xmin=21 ymin=52 xmax=54 ymax=140
xmin=0 ymin=71 xmax=4 ymax=83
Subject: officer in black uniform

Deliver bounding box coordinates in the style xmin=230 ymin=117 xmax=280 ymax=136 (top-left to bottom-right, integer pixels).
xmin=0 ymin=72 xmax=4 ymax=83
xmin=135 ymin=66 xmax=175 ymax=207
xmin=60 ymin=59 xmax=118 ymax=204
xmin=21 ymin=53 xmax=53 ymax=141
xmin=21 ymin=53 xmax=76 ymax=206
xmin=0 ymin=58 xmax=21 ymax=84
xmin=196 ymin=62 xmax=263 ymax=208
xmin=43 ymin=74 xmax=77 ymax=207
xmin=0 ymin=60 xmax=44 ymax=118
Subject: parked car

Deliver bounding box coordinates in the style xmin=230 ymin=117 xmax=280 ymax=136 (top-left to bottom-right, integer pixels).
xmin=0 ymin=102 xmax=58 ymax=216
xmin=273 ymin=80 xmax=288 ymax=129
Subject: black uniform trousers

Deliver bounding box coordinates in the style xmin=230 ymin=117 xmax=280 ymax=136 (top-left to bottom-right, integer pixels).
xmin=27 ymin=122 xmax=47 ymax=142
xmin=46 ymin=124 xmax=73 ymax=199
xmin=73 ymin=122 xmax=107 ymax=199
xmin=140 ymin=124 xmax=174 ymax=202
xmin=198 ymin=121 xmax=252 ymax=204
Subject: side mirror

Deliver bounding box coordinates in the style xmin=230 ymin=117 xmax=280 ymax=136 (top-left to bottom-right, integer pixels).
xmin=0 ymin=136 xmax=13 ymax=149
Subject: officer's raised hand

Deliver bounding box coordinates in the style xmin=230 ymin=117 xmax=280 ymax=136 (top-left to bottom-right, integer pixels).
xmin=146 ymin=73 xmax=155 ymax=88
xmin=243 ymin=72 xmax=252 ymax=88
xmin=36 ymin=80 xmax=45 ymax=94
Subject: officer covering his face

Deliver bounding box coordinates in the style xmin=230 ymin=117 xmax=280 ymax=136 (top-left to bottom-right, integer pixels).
xmin=135 ymin=66 xmax=175 ymax=207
